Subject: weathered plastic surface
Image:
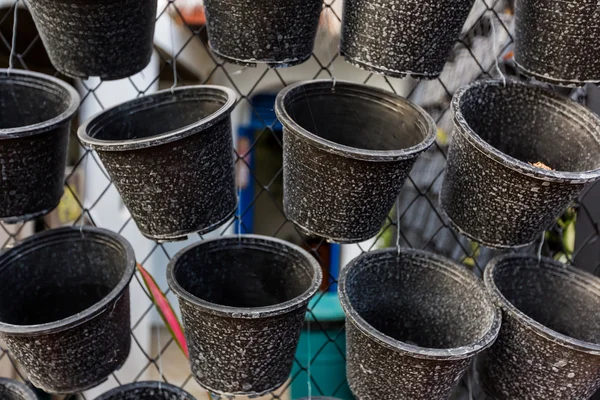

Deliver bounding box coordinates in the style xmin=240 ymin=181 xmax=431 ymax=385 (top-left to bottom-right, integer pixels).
xmin=0 ymin=69 xmax=79 ymax=223
xmin=275 ymin=80 xmax=436 ymax=243
xmin=0 ymin=227 xmax=136 ymax=393
xmin=480 ymin=254 xmax=600 ymax=399
xmin=339 ymin=248 xmax=500 ymax=400
xmin=78 ymin=86 xmax=237 ymax=242
xmin=441 ymin=79 xmax=600 ymax=248
xmin=168 ymin=235 xmax=322 ymax=396
xmin=0 ymin=378 xmax=38 ymax=400
xmin=95 ymin=381 xmax=197 ymax=400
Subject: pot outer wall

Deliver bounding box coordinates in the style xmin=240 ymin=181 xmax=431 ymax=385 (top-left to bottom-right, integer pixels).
xmin=25 ymin=0 xmax=157 ymax=80
xmin=341 ymin=0 xmax=476 ymax=78
xmin=94 ymin=381 xmax=197 ymax=400
xmin=0 ymin=378 xmax=38 ymax=400
xmin=515 ymin=0 xmax=600 ymax=85
xmin=203 ymin=0 xmax=322 ymax=67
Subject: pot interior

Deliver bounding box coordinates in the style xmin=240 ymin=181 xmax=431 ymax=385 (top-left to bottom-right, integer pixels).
xmin=344 ymin=251 xmax=496 ymax=349
xmin=490 ymin=256 xmax=600 ymax=345
xmin=282 ymin=81 xmax=430 ymax=151
xmin=174 ymin=237 xmax=317 ymax=309
xmin=86 ymin=87 xmax=230 ymax=142
xmin=0 ymin=73 xmax=73 ymax=130
xmin=458 ymin=82 xmax=600 ymax=172
xmin=0 ymin=229 xmax=129 ymax=326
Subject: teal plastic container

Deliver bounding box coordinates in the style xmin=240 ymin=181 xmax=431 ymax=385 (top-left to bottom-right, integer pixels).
xmin=291 ymin=292 xmax=353 ymax=399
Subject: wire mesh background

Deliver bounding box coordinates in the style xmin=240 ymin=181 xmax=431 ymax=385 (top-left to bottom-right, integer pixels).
xmin=0 ymin=0 xmax=599 ymax=399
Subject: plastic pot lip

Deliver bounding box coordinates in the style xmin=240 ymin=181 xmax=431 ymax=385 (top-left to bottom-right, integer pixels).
xmin=452 ymin=79 xmax=600 ymax=183
xmin=275 ymin=79 xmax=437 ymax=162
xmin=94 ymin=381 xmax=196 ymax=400
xmin=167 ymin=234 xmax=322 ymax=319
xmin=339 ymin=248 xmax=501 ymax=360
xmin=78 ymin=85 xmax=237 ymax=152
xmin=513 ymin=58 xmax=600 ymax=87
xmin=484 ymin=253 xmax=600 ymax=355
xmin=0 ymin=69 xmax=80 ymax=139
xmin=0 ymin=226 xmax=136 ymax=337
xmin=0 ymin=378 xmax=37 ymax=400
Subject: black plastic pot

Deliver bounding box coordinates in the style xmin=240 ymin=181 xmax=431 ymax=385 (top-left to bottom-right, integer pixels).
xmin=78 ymin=86 xmax=237 ymax=242
xmin=95 ymin=381 xmax=196 ymax=400
xmin=203 ymin=0 xmax=322 ymax=67
xmin=339 ymin=249 xmax=500 ymax=400
xmin=167 ymin=235 xmax=322 ymax=396
xmin=479 ymin=254 xmax=600 ymax=399
xmin=515 ymin=0 xmax=600 ymax=86
xmin=441 ymin=80 xmax=600 ymax=248
xmin=0 ymin=378 xmax=38 ymax=400
xmin=275 ymin=80 xmax=436 ymax=243
xmin=24 ymin=0 xmax=157 ymax=80
xmin=0 ymin=69 xmax=80 ymax=223
xmin=0 ymin=227 xmax=136 ymax=394
xmin=341 ymin=0 xmax=476 ymax=79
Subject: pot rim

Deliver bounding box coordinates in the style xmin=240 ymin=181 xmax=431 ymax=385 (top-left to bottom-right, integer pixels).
xmin=484 ymin=253 xmax=600 ymax=355
xmin=94 ymin=381 xmax=196 ymax=400
xmin=0 ymin=378 xmax=37 ymax=400
xmin=513 ymin=59 xmax=600 ymax=87
xmin=0 ymin=226 xmax=136 ymax=336
xmin=167 ymin=234 xmax=322 ymax=319
xmin=339 ymin=248 xmax=501 ymax=360
xmin=78 ymin=85 xmax=237 ymax=152
xmin=0 ymin=69 xmax=80 ymax=139
xmin=167 ymin=234 xmax=323 ymax=319
xmin=274 ymin=79 xmax=437 ymax=162
xmin=452 ymin=79 xmax=600 ymax=183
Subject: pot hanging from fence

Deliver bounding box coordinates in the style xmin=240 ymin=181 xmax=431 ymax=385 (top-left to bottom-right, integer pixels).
xmin=479 ymin=254 xmax=600 ymax=399
xmin=167 ymin=235 xmax=322 ymax=396
xmin=514 ymin=0 xmax=600 ymax=85
xmin=339 ymin=248 xmax=500 ymax=400
xmin=94 ymin=381 xmax=197 ymax=400
xmin=341 ymin=0 xmax=476 ymax=78
xmin=275 ymin=80 xmax=436 ymax=243
xmin=0 ymin=378 xmax=38 ymax=400
xmin=78 ymin=86 xmax=237 ymax=242
xmin=24 ymin=0 xmax=157 ymax=80
xmin=203 ymin=0 xmax=322 ymax=67
xmin=0 ymin=227 xmax=136 ymax=393
xmin=441 ymin=79 xmax=600 ymax=248
xmin=0 ymin=69 xmax=80 ymax=223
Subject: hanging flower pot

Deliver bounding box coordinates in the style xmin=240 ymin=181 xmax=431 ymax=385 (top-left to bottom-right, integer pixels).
xmin=78 ymin=86 xmax=237 ymax=242
xmin=275 ymin=80 xmax=436 ymax=243
xmin=203 ymin=0 xmax=322 ymax=67
xmin=0 ymin=378 xmax=37 ymax=400
xmin=167 ymin=235 xmax=322 ymax=396
xmin=514 ymin=0 xmax=600 ymax=85
xmin=0 ymin=69 xmax=80 ymax=223
xmin=479 ymin=254 xmax=600 ymax=399
xmin=24 ymin=0 xmax=158 ymax=80
xmin=95 ymin=381 xmax=196 ymax=399
xmin=339 ymin=248 xmax=500 ymax=400
xmin=0 ymin=227 xmax=136 ymax=393
xmin=441 ymin=79 xmax=600 ymax=248
xmin=341 ymin=0 xmax=476 ymax=78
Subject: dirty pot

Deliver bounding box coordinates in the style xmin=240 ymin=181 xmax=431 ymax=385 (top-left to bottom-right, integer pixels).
xmin=0 ymin=69 xmax=80 ymax=223
xmin=95 ymin=381 xmax=197 ymax=400
xmin=167 ymin=235 xmax=322 ymax=396
xmin=203 ymin=0 xmax=322 ymax=67
xmin=24 ymin=0 xmax=157 ymax=80
xmin=275 ymin=80 xmax=436 ymax=243
xmin=514 ymin=0 xmax=600 ymax=85
xmin=341 ymin=0 xmax=476 ymax=78
xmin=78 ymin=86 xmax=237 ymax=242
xmin=441 ymin=79 xmax=600 ymax=248
xmin=339 ymin=248 xmax=500 ymax=400
xmin=0 ymin=378 xmax=37 ymax=400
xmin=479 ymin=254 xmax=600 ymax=399
xmin=0 ymin=227 xmax=136 ymax=393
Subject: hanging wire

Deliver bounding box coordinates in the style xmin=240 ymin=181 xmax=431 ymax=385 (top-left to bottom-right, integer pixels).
xmin=8 ymin=0 xmax=19 ymax=73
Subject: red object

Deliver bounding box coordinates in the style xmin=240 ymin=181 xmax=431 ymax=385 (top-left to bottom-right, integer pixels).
xmin=180 ymin=6 xmax=206 ymax=25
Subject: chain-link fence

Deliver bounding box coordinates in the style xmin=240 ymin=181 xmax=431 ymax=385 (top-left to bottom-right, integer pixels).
xmin=0 ymin=0 xmax=599 ymax=399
